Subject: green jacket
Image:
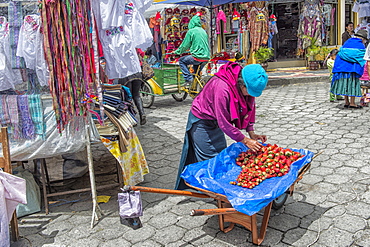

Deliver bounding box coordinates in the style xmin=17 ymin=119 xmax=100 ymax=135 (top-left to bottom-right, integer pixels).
xmin=174 ymin=15 xmax=210 ymax=60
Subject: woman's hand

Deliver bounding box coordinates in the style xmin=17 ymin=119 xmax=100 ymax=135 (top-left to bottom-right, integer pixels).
xmin=242 ymin=137 xmax=263 ymax=152
xmin=248 ymin=131 xmax=267 ymax=143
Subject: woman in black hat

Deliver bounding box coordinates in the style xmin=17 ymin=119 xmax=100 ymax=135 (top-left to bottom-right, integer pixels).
xmin=330 ymin=29 xmax=367 ymax=109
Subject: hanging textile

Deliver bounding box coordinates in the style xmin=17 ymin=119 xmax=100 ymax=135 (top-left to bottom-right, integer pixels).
xmin=8 ymin=1 xmax=25 ymax=69
xmin=352 ymin=0 xmax=370 ymax=18
xmin=16 ymin=14 xmax=49 ymax=87
xmin=94 ymin=84 xmax=148 ymax=185
xmin=297 ymin=0 xmax=323 ymax=50
xmin=101 ymin=130 xmax=148 ymax=185
xmin=91 ymin=0 xmax=153 ymax=79
xmin=41 ymin=0 xmax=99 ymax=131
xmin=247 ymin=2 xmax=268 ymax=52
xmin=0 ymin=16 xmax=17 ymax=92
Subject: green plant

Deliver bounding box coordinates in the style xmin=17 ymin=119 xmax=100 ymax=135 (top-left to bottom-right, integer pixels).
xmin=254 ymin=47 xmax=274 ymax=64
xmin=302 ymin=35 xmax=321 ymax=61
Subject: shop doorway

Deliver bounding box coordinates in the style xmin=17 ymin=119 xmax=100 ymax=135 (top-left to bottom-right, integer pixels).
xmin=271 ymin=2 xmax=303 ymax=61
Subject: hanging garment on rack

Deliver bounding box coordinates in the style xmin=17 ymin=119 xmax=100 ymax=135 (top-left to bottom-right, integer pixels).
xmin=248 ymin=5 xmax=268 ymax=52
xmin=322 ymin=4 xmax=332 ymax=27
xmin=92 ymin=0 xmax=146 ymax=79
xmin=297 ymin=0 xmax=323 ymax=50
xmin=27 ymin=94 xmax=44 ymax=137
xmin=216 ymin=9 xmax=227 ymax=34
xmin=8 ymin=1 xmax=25 ymax=69
xmin=352 ymin=0 xmax=370 ymax=18
xmin=5 ymin=95 xmax=21 ymax=139
xmin=355 ymin=20 xmax=370 ymax=39
xmin=131 ymin=0 xmax=153 ymax=50
xmin=17 ymin=95 xmax=35 ymax=140
xmin=0 ymin=16 xmax=17 ymax=92
xmin=16 ymin=15 xmax=49 ymax=86
xmin=0 ymin=171 xmax=27 ymax=247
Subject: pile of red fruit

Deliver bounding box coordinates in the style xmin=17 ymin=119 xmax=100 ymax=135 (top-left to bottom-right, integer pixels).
xmin=230 ymin=144 xmax=304 ymax=189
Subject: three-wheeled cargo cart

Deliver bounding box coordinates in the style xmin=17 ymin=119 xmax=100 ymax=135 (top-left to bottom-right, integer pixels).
xmin=140 ymin=64 xmax=188 ymax=108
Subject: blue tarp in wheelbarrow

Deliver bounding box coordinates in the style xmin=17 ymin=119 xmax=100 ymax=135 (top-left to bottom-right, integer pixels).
xmin=181 ymin=142 xmax=314 ymax=216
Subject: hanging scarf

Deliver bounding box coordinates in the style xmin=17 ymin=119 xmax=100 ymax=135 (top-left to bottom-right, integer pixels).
xmin=7 ymin=95 xmax=20 ymax=139
xmin=27 ymin=94 xmax=44 ymax=137
xmin=17 ymin=95 xmax=35 ymax=140
xmin=0 ymin=95 xmax=11 ymax=126
xmin=8 ymin=1 xmax=25 ymax=69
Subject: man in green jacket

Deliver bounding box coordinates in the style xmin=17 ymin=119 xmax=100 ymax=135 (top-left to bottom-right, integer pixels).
xmin=174 ymin=13 xmax=210 ymax=85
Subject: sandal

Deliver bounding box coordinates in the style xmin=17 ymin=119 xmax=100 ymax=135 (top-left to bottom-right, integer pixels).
xmin=344 ymin=104 xmax=349 ymax=108
xmin=349 ymin=105 xmax=363 ymax=109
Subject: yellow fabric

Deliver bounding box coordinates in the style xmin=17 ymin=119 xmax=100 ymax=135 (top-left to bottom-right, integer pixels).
xmin=97 ymin=196 xmax=111 ymax=203
xmin=101 ymin=128 xmax=149 ymax=185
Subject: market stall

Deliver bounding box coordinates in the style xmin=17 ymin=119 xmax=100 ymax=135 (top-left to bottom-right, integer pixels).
xmin=0 ymin=0 xmax=152 ymax=229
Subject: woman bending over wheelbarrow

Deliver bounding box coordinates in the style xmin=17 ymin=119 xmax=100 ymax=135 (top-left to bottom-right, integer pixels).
xmin=175 ymin=62 xmax=269 ymax=190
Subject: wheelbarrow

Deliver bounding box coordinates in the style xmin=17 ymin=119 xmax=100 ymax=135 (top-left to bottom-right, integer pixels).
xmin=123 ymin=152 xmax=318 ymax=246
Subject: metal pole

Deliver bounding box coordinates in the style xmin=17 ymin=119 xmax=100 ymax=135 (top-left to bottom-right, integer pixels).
xmin=86 ymin=124 xmax=103 ymax=228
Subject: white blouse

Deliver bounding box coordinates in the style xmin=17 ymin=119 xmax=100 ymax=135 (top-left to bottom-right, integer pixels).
xmin=92 ymin=0 xmax=152 ymax=79
xmin=0 ymin=16 xmax=17 ymax=91
xmin=16 ymin=15 xmax=49 ymax=86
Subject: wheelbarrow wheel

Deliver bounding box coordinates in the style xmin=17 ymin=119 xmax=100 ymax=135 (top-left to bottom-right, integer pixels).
xmin=140 ymin=81 xmax=154 ymax=108
xmin=272 ymin=192 xmax=288 ymax=209
xmin=172 ymin=91 xmax=188 ymax=102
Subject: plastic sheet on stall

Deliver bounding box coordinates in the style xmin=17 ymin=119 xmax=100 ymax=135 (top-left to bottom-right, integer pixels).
xmin=181 ymin=142 xmax=314 ymax=216
xmin=1 ymin=97 xmax=101 ymax=161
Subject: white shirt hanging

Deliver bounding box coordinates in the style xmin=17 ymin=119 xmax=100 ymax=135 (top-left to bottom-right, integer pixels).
xmin=131 ymin=0 xmax=153 ymax=50
xmin=352 ymin=0 xmax=370 ymax=18
xmin=92 ymin=0 xmax=144 ymax=79
xmin=0 ymin=16 xmax=17 ymax=91
xmin=16 ymin=15 xmax=49 ymax=86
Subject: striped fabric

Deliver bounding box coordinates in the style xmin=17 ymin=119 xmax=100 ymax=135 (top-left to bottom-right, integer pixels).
xmin=0 ymin=95 xmax=11 ymax=126
xmin=17 ymin=95 xmax=35 ymax=139
xmin=8 ymin=1 xmax=25 ymax=69
xmin=7 ymin=95 xmax=20 ymax=139
xmin=331 ymin=73 xmax=362 ymax=97
xmin=28 ymin=95 xmax=44 ymax=137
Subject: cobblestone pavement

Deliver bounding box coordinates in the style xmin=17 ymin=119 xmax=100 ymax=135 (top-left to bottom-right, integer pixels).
xmin=12 ymin=81 xmax=370 ymax=247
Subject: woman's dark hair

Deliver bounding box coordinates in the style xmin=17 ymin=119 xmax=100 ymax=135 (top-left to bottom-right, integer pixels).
xmin=330 ymin=49 xmax=338 ymax=56
xmin=145 ymin=49 xmax=153 ymax=56
xmin=237 ymin=72 xmax=245 ymax=88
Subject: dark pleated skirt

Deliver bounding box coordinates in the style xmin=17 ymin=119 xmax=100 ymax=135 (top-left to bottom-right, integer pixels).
xmin=174 ymin=111 xmax=227 ymax=190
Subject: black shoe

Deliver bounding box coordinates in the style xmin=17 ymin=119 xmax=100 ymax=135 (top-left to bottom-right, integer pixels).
xmin=140 ymin=115 xmax=147 ymax=125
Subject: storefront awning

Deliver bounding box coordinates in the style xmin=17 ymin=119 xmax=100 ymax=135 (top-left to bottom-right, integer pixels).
xmin=154 ymin=0 xmax=268 ymax=7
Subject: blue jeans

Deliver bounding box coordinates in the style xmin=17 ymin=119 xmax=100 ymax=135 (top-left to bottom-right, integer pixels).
xmin=179 ymin=55 xmax=204 ymax=82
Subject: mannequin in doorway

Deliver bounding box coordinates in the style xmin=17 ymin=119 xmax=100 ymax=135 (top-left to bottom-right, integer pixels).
xmin=342 ymin=22 xmax=354 ymax=45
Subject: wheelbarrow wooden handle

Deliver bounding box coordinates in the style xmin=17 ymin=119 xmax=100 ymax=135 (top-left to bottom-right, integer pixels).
xmin=190 ymin=208 xmax=237 ymax=216
xmin=124 ymin=185 xmax=210 ymax=199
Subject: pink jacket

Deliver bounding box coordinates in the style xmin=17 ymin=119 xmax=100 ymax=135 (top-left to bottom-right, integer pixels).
xmin=191 ymin=62 xmax=255 ymax=142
